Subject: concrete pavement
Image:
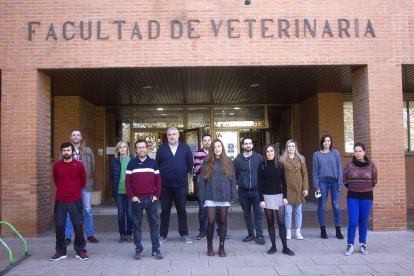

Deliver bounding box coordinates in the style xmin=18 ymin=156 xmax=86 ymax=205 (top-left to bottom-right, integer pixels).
xmin=1 ymin=202 xmax=414 ymax=275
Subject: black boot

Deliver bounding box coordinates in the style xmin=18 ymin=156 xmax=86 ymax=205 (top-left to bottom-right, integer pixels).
xmin=267 ymin=245 xmax=277 ymax=254
xmin=320 ymin=226 xmax=328 ymax=239
xmin=335 ymin=226 xmax=344 ymax=239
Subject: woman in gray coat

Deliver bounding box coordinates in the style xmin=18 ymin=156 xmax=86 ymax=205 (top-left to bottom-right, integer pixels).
xmin=198 ymin=138 xmax=237 ymax=257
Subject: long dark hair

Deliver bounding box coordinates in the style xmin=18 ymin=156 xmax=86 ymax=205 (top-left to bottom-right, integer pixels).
xmin=203 ymin=138 xmax=233 ymax=179
xmin=263 ymin=144 xmax=281 ymax=168
xmin=319 ymin=134 xmax=333 ymax=151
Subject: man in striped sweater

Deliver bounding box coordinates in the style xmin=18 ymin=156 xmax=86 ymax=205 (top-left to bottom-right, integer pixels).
xmin=193 ymin=134 xmax=212 ymax=240
xmin=126 ymin=139 xmax=163 ymax=260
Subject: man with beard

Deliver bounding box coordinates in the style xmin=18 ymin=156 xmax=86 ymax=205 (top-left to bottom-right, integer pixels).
xmin=156 ymin=127 xmax=194 ymax=244
xmin=64 ymin=129 xmax=99 ymax=245
xmin=234 ymin=137 xmax=265 ymax=245
xmin=51 ymin=142 xmax=88 ymax=261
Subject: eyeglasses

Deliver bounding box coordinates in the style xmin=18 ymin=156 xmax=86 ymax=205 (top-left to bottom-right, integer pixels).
xmin=136 ymin=147 xmax=147 ymax=149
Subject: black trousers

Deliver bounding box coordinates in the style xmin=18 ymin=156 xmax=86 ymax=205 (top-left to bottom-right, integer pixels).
xmin=54 ymin=199 xmax=86 ymax=254
xmin=159 ymin=186 xmax=188 ymax=238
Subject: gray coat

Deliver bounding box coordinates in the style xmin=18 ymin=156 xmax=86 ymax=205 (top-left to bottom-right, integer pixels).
xmin=81 ymin=146 xmax=95 ymax=191
xmin=197 ymin=158 xmax=238 ymax=203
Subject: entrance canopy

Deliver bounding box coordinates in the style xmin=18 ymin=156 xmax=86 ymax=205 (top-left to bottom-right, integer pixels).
xmin=43 ymin=65 xmax=359 ymax=107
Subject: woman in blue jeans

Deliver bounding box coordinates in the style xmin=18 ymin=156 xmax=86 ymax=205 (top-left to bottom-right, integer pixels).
xmin=312 ymin=134 xmax=344 ymax=239
xmin=110 ymin=141 xmax=135 ymax=243
xmin=343 ymin=143 xmax=377 ymax=256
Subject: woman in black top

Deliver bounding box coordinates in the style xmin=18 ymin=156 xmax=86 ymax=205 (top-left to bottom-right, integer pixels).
xmin=258 ymin=144 xmax=294 ymax=256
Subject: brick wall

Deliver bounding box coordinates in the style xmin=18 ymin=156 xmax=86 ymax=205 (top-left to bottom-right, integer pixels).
xmin=95 ymin=107 xmax=106 ymax=197
xmin=0 ymin=70 xmax=52 ymax=235
xmin=353 ymin=65 xmax=407 ymax=230
xmin=1 ymin=0 xmax=412 ymax=233
xmin=300 ymin=94 xmax=319 ymax=185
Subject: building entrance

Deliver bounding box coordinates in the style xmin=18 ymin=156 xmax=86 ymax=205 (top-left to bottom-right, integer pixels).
xmin=105 ymin=104 xmax=291 ymax=200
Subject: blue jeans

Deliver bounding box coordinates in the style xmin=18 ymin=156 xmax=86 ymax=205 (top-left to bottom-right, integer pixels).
xmin=115 ymin=194 xmax=133 ymax=236
xmin=317 ymin=178 xmax=341 ymax=227
xmin=66 ymin=188 xmax=94 ymax=238
xmin=285 ymin=204 xmax=303 ymax=229
xmin=347 ymin=198 xmax=373 ymax=245
xmin=198 ymin=200 xmax=207 ymax=234
xmin=132 ymin=196 xmax=160 ymax=253
xmin=160 ymin=186 xmax=188 ymax=238
xmin=238 ymin=189 xmax=263 ymax=237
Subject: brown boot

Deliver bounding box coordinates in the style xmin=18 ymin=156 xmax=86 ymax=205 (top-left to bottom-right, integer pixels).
xmin=207 ymin=243 xmax=215 ymax=256
xmin=218 ymin=243 xmax=226 ymax=257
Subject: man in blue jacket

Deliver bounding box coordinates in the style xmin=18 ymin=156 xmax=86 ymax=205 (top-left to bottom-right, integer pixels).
xmin=234 ymin=137 xmax=265 ymax=245
xmin=156 ymin=127 xmax=194 ymax=244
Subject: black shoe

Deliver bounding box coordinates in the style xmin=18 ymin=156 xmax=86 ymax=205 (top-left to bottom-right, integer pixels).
xmin=196 ymin=232 xmax=207 ymax=240
xmin=267 ymin=246 xmax=277 ymax=254
xmin=135 ymin=251 xmax=142 ymax=260
xmin=64 ymin=238 xmax=71 ymax=247
xmin=320 ymin=226 xmax=328 ymax=239
xmin=242 ymin=234 xmax=255 ymax=242
xmin=255 ymin=235 xmax=265 ymax=245
xmin=282 ymin=248 xmax=295 ymax=256
xmin=87 ymin=236 xmax=99 ymax=243
xmin=119 ymin=235 xmax=127 ymax=243
xmin=335 ymin=226 xmax=344 ymax=239
xmin=152 ymin=250 xmax=163 ymax=260
xmin=50 ymin=252 xmax=67 ymax=261
xmin=126 ymin=235 xmax=133 ymax=243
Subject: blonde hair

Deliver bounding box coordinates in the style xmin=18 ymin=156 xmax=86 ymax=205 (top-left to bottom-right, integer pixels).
xmin=279 ymin=139 xmax=305 ymax=164
xmin=114 ymin=141 xmax=130 ymax=158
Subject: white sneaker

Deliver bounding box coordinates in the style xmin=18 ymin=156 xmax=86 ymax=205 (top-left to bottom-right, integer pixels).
xmin=359 ymin=243 xmax=368 ymax=255
xmin=344 ymin=244 xmax=353 ymax=256
xmin=286 ymin=229 xmax=291 ymax=240
xmin=295 ymin=228 xmax=304 ymax=240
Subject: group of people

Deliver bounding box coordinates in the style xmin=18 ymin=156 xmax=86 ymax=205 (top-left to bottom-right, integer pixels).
xmin=51 ymin=127 xmax=378 ymax=261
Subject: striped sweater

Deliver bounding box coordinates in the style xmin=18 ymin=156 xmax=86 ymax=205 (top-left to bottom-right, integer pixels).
xmin=343 ymin=157 xmax=378 ymax=193
xmin=125 ymin=156 xmax=161 ymax=199
xmin=193 ymin=148 xmax=208 ymax=175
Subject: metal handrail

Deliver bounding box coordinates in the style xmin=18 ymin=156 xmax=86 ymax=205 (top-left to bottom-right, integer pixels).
xmin=0 ymin=221 xmax=29 ymax=274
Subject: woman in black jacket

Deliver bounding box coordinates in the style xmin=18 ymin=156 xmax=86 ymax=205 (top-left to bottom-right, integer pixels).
xmin=198 ymin=138 xmax=237 ymax=257
xmin=258 ymin=144 xmax=294 ymax=256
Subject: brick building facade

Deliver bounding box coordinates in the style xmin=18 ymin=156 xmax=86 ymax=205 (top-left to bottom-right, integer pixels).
xmin=1 ymin=0 xmax=413 ymax=235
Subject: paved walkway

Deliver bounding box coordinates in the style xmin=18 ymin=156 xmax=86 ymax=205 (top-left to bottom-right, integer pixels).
xmin=1 ymin=203 xmax=414 ymax=275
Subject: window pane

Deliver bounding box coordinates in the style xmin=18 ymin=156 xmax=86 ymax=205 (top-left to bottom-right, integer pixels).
xmin=409 ymin=101 xmax=414 ymax=151
xmin=187 ymin=107 xmax=210 ymax=128
xmin=343 ymin=101 xmax=354 ymax=153
xmin=403 ymin=102 xmax=408 ymax=151
xmin=213 ymin=106 xmax=266 ymax=128
xmin=132 ymin=107 xmax=184 ymax=128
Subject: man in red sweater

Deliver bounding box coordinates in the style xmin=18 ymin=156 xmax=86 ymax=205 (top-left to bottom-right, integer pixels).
xmin=126 ymin=139 xmax=162 ymax=260
xmin=51 ymin=142 xmax=88 ymax=261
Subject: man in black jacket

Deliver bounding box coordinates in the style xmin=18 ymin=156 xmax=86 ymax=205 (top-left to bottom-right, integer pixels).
xmin=233 ymin=137 xmax=265 ymax=245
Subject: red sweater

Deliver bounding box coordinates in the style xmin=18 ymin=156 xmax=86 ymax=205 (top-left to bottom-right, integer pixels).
xmin=53 ymin=160 xmax=86 ymax=202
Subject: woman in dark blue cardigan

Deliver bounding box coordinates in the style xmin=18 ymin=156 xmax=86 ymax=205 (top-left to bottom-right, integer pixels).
xmin=110 ymin=141 xmax=135 ymax=243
